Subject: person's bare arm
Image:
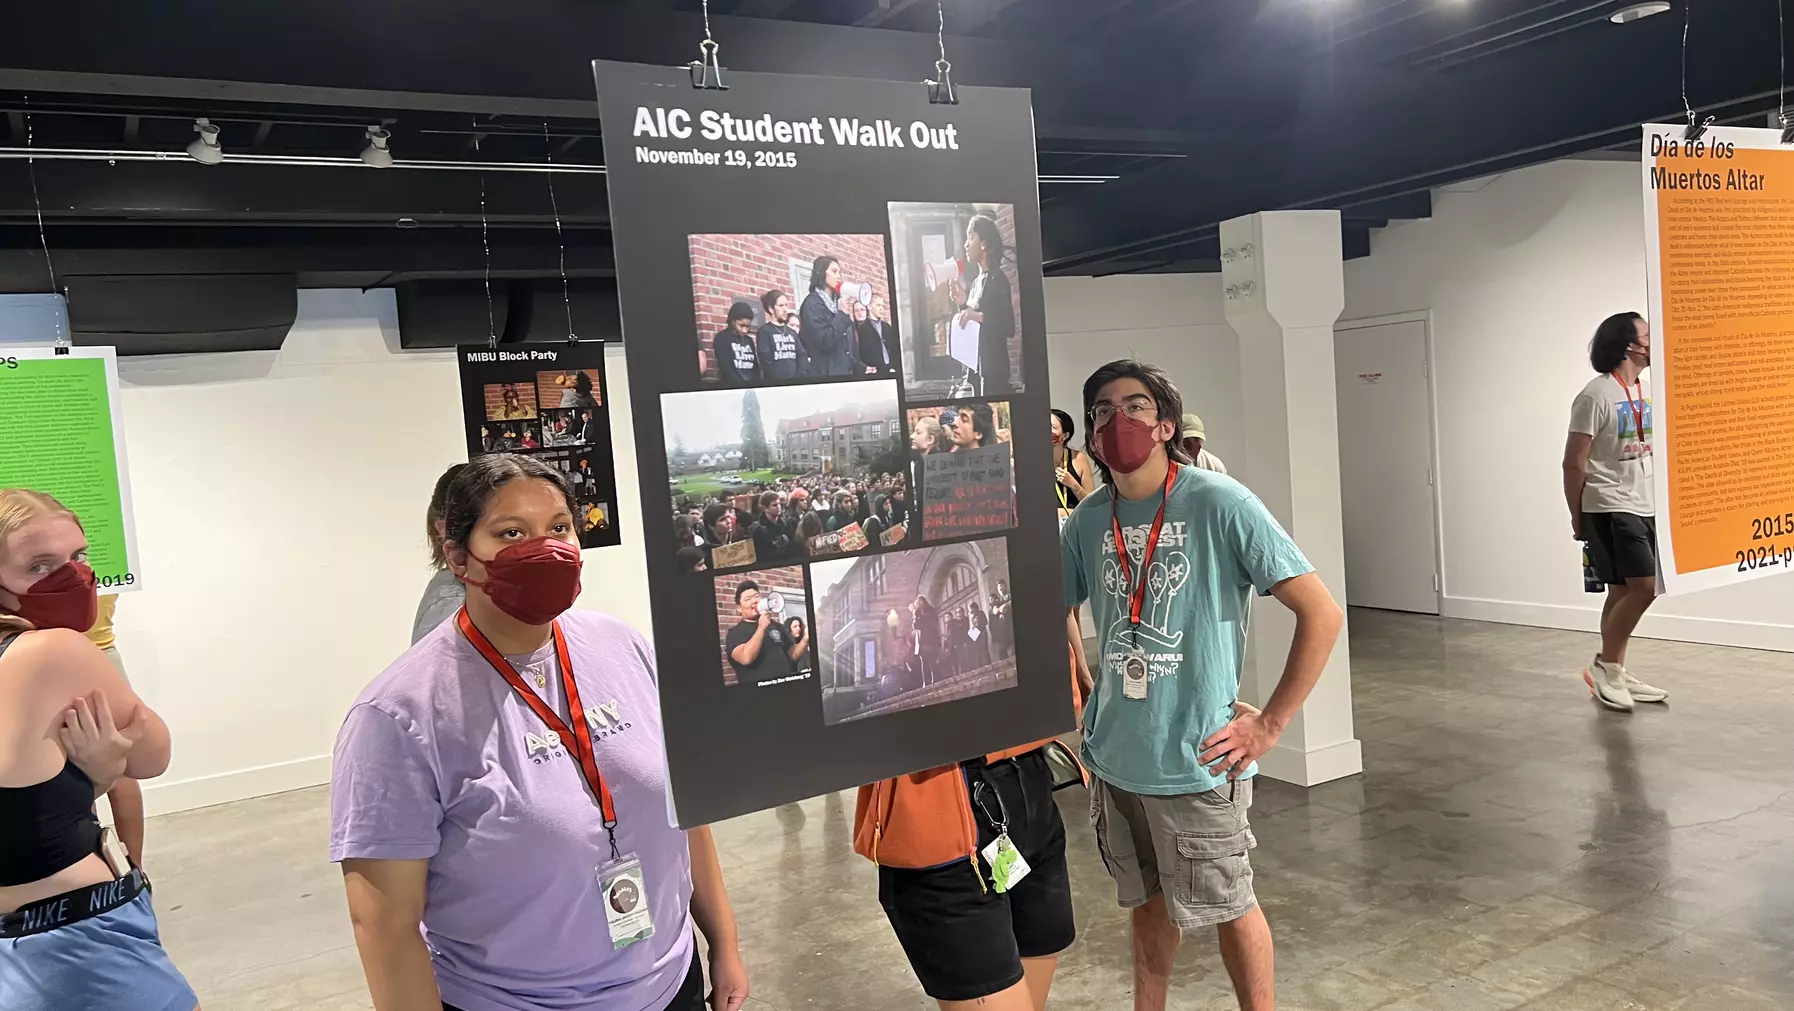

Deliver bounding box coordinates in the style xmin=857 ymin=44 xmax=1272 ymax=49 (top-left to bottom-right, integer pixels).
xmin=28 ymin=630 xmax=171 ymax=780
xmin=1200 ymin=572 xmax=1343 ymax=779
xmin=108 ymin=779 xmax=146 ymax=864
xmin=1072 ymin=451 xmax=1099 ymax=497
xmin=728 ymin=613 xmax=770 ymax=666
xmin=1066 ymin=606 xmax=1093 ymax=704
xmin=688 ymin=826 xmax=748 ymax=1011
xmin=1564 ymin=432 xmax=1593 ymax=539
xmin=343 ymin=859 xmax=441 ymax=1011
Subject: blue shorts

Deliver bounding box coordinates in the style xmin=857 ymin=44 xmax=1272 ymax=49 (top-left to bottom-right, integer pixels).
xmin=0 ymin=889 xmax=197 ymax=1011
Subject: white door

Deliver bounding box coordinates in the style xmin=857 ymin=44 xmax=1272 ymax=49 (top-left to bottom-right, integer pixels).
xmin=1333 ymin=319 xmax=1440 ymax=614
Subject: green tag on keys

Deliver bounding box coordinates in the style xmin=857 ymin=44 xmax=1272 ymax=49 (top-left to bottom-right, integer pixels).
xmin=980 ymin=831 xmax=1032 ymax=893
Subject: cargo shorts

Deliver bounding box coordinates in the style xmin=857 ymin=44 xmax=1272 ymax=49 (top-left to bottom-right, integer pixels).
xmin=1089 ymin=775 xmax=1257 ymax=929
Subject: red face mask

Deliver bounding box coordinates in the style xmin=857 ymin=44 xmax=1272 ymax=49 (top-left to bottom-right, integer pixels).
xmin=1051 ymin=432 xmax=1064 ymax=446
xmin=6 ymin=561 xmax=98 ymax=632
xmin=1093 ymin=412 xmax=1162 ymax=475
xmin=461 ymin=537 xmax=583 ymax=626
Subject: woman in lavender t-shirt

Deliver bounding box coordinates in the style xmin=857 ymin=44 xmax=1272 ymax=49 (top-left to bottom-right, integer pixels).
xmin=331 ymin=454 xmax=749 ymax=1011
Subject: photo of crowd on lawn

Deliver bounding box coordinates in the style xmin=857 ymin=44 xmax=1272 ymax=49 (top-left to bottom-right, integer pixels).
xmin=812 ymin=537 xmax=1017 ymax=726
xmin=689 ymin=233 xmax=899 ymax=386
xmin=888 ymin=202 xmax=1025 ymax=400
xmin=661 ymin=380 xmax=911 ymax=572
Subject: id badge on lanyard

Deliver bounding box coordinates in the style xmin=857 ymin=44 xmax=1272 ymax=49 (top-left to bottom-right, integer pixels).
xmin=456 ymin=609 xmax=655 ymax=950
xmin=1107 ymin=464 xmax=1177 ymax=701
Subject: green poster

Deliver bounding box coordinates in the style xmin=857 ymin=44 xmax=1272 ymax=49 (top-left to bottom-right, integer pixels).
xmin=0 ymin=347 xmax=141 ymax=590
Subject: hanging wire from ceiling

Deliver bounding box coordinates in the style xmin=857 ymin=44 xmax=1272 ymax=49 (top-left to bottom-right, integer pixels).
xmin=1680 ymin=0 xmax=1713 ymax=139
xmin=474 ymin=125 xmax=496 ymax=348
xmin=1779 ymin=0 xmax=1791 ymax=141
xmin=21 ymin=95 xmax=65 ymax=348
xmin=542 ymin=120 xmax=577 ymax=343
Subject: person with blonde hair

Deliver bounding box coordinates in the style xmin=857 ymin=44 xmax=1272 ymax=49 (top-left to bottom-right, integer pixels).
xmin=0 ymin=489 xmax=193 ymax=1011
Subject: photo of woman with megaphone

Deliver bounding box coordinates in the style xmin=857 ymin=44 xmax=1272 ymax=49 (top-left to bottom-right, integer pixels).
xmin=799 ymin=255 xmax=862 ymax=377
xmin=951 ymin=214 xmax=1016 ymax=397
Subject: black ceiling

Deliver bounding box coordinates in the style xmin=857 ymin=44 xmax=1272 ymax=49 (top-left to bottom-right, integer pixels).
xmin=0 ymin=0 xmax=1786 ymax=288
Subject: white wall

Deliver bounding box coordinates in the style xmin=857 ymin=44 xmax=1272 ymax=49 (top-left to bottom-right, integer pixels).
xmin=108 ymin=289 xmax=651 ymax=816
xmin=1043 ymin=274 xmax=1244 ymax=482
xmin=1343 ymin=157 xmax=1794 ymax=651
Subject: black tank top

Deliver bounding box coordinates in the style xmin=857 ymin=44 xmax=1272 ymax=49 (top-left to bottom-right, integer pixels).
xmin=0 ymin=632 xmax=103 ymax=887
xmin=1055 ymin=449 xmax=1085 ymax=509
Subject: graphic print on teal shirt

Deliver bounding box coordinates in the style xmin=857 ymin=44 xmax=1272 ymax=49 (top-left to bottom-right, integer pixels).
xmin=1061 ymin=467 xmax=1313 ymax=795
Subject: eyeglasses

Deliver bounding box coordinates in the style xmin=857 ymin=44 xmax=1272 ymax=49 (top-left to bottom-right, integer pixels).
xmin=1090 ymin=396 xmax=1158 ymax=426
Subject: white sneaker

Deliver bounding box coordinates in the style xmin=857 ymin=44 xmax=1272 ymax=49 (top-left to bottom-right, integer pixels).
xmin=1623 ymin=670 xmax=1669 ymax=703
xmin=1582 ymin=656 xmax=1634 ymax=711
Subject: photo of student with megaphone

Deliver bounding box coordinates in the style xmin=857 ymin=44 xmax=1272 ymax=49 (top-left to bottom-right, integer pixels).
xmin=888 ymin=203 xmax=1027 ymax=400
xmin=686 ymin=234 xmax=895 ymax=386
xmin=799 ymin=255 xmax=862 ymax=377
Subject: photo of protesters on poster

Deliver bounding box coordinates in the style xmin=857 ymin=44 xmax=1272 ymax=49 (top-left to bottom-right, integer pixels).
xmin=713 ymin=567 xmax=814 ymax=688
xmin=661 ymin=380 xmax=909 ymax=571
xmin=813 ymin=537 xmax=1018 ymax=725
xmin=889 ymin=203 xmax=1025 ymax=400
xmin=689 ymin=234 xmax=897 ymax=386
xmin=906 ymin=400 xmax=1016 ymax=540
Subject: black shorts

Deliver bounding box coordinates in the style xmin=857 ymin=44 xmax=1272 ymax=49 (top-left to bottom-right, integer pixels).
xmin=1583 ymin=512 xmax=1658 ymax=584
xmin=877 ymin=749 xmax=1077 ymax=1002
xmin=443 ymin=945 xmax=702 ymax=1011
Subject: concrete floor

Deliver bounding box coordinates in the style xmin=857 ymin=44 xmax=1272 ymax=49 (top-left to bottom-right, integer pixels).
xmin=147 ymin=610 xmax=1794 ymax=1010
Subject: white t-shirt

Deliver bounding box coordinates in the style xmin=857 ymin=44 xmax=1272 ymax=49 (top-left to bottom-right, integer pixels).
xmin=1569 ymin=373 xmax=1653 ymax=517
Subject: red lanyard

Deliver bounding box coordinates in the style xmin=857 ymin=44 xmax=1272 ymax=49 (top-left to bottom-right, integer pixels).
xmin=1612 ymin=374 xmax=1646 ymax=442
xmin=457 ymin=609 xmax=619 ymax=847
xmin=1109 ymin=463 xmax=1179 ymax=630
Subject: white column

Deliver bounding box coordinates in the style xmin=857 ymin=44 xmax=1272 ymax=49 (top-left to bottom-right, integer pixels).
xmin=1220 ymin=210 xmax=1362 ymax=787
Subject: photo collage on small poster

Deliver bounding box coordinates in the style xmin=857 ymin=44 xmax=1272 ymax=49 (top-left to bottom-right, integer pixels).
xmin=666 ymin=217 xmax=1023 ymax=722
xmin=458 ymin=343 xmax=622 ymax=549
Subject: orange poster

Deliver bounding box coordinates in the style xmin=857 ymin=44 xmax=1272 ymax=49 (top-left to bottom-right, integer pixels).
xmin=1643 ymin=124 xmax=1794 ymax=593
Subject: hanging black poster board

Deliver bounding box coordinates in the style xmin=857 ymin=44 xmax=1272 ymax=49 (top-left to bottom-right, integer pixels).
xmin=594 ymin=61 xmax=1066 ymax=827
xmin=457 ymin=342 xmax=622 ymax=549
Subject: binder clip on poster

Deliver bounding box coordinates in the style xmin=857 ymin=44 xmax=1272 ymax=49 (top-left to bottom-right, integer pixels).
xmin=926 ymin=1 xmax=957 ymax=105
xmin=689 ymin=1 xmax=726 ymax=91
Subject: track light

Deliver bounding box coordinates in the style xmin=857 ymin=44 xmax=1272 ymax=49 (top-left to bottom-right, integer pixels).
xmin=359 ymin=126 xmax=393 ymax=168
xmin=1609 ymin=2 xmax=1670 ymax=24
xmin=186 ymin=118 xmax=223 ymax=165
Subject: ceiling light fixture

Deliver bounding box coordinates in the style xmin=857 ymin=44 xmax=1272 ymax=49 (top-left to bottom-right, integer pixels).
xmin=360 ymin=126 xmax=393 ymax=168
xmin=186 ymin=117 xmax=223 ymax=165
xmin=1610 ymin=2 xmax=1671 ymax=24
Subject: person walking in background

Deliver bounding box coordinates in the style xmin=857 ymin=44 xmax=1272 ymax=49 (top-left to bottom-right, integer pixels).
xmin=413 ymin=464 xmax=471 ymax=645
xmin=714 ymin=301 xmax=762 ymax=386
xmin=1179 ymin=414 xmax=1228 ymax=475
xmin=1051 ymin=409 xmax=1097 ymax=509
xmin=0 ymin=488 xmax=192 ymax=1011
xmin=1063 ymin=360 xmax=1343 ymax=1011
xmin=799 ymin=256 xmax=858 ymax=377
xmin=1564 ymin=311 xmax=1667 ymax=711
xmin=332 ymin=455 xmax=748 ymax=1011
xmin=81 ymin=593 xmax=146 ymax=866
xmin=951 ymin=214 xmax=1016 ymax=396
xmin=757 ymin=290 xmax=805 ymax=380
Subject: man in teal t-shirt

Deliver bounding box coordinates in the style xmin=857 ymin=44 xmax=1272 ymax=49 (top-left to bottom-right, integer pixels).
xmin=1062 ymin=360 xmax=1343 ymax=1011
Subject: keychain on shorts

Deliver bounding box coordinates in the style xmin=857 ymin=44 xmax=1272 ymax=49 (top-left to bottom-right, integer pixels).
xmin=973 ymin=778 xmax=1031 ymax=893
